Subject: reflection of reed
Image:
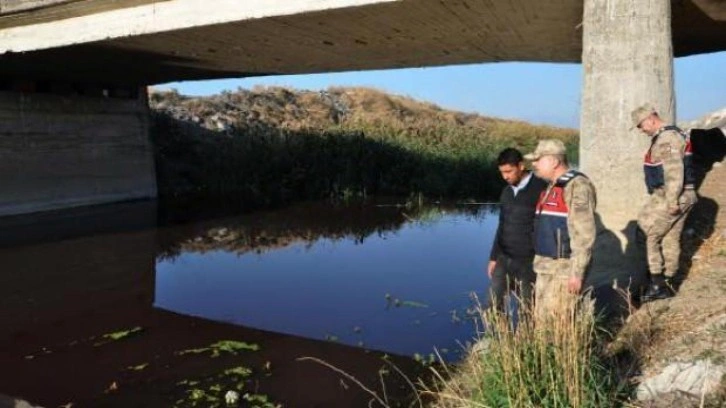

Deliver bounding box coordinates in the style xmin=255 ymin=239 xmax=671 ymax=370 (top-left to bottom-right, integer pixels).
xmin=157 ymin=202 xmax=497 ymax=260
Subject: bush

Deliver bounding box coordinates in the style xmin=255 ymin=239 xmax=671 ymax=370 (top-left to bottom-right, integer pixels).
xmin=149 ymin=86 xmax=579 ymax=208
xmin=429 ymin=296 xmax=630 ymax=408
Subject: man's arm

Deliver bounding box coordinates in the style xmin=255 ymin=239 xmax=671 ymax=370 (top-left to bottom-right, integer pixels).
xmin=489 ymin=190 xmax=505 ymax=262
xmin=490 ymin=224 xmax=503 ymax=261
xmin=565 ymin=177 xmax=597 ymax=280
xmin=487 ymin=188 xmax=507 ymax=277
xmin=658 ymin=131 xmax=686 ymax=214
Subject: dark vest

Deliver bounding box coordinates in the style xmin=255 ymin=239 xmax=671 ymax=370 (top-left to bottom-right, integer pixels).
xmin=534 ymin=170 xmax=584 ymax=259
xmin=496 ymin=175 xmax=547 ymax=259
xmin=644 ymin=125 xmax=696 ymax=194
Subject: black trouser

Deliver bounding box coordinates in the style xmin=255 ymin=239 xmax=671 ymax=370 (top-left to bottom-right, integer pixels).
xmin=488 ymin=254 xmax=536 ymax=312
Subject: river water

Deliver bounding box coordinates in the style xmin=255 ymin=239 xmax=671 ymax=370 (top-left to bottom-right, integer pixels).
xmin=0 ymin=199 xmax=499 ymax=407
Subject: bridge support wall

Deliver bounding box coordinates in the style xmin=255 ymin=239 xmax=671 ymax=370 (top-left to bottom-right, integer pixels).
xmin=0 ymin=86 xmax=157 ymax=216
xmin=580 ymin=0 xmax=674 ymax=287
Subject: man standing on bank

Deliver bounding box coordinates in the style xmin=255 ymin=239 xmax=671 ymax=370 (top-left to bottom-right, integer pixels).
xmin=487 ymin=148 xmax=547 ymax=311
xmin=525 ymin=139 xmax=597 ymax=318
xmin=632 ymin=104 xmax=698 ymax=302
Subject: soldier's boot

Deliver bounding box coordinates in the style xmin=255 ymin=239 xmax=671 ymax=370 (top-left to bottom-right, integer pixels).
xmin=642 ymin=274 xmax=675 ymax=303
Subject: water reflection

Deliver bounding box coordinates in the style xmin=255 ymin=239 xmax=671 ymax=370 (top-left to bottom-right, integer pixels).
xmin=0 ymin=202 xmax=159 ymax=406
xmin=0 ymin=199 xmax=498 ymax=406
xmin=0 ymin=201 xmax=158 ymax=336
xmin=155 ymin=201 xmax=498 ymax=359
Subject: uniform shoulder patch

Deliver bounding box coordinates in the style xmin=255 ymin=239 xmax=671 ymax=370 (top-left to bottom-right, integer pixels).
xmin=567 ymin=177 xmax=594 ymax=209
xmin=657 ymin=143 xmax=676 ymax=157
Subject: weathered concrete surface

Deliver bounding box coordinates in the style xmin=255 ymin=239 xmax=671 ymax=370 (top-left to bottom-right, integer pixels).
xmin=579 ymin=0 xmax=674 ymax=288
xmin=0 ymin=0 xmax=169 ymax=28
xmin=0 ymin=89 xmax=156 ymax=216
xmin=693 ymin=0 xmax=726 ymax=21
xmin=0 ymin=0 xmax=723 ymax=85
xmin=0 ymin=0 xmax=71 ymax=14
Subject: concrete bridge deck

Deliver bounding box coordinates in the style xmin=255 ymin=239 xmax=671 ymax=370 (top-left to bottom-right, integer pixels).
xmin=1 ymin=0 xmax=724 ymax=85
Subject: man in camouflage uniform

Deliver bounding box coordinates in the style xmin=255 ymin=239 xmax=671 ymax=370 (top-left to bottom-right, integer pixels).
xmin=524 ymin=139 xmax=597 ymax=320
xmin=632 ymin=104 xmax=698 ymax=302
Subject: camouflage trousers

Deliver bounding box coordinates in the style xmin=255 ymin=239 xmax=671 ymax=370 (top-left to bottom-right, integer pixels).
xmin=532 ymin=256 xmax=581 ymax=323
xmin=637 ymin=189 xmax=697 ymax=277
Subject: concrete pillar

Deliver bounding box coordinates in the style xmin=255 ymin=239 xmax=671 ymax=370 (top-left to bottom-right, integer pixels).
xmin=0 ymin=85 xmax=157 ymax=216
xmin=580 ymin=0 xmax=674 ymax=288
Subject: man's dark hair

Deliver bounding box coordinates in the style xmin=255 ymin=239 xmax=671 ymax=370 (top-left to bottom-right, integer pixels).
xmin=497 ymin=148 xmax=523 ymax=166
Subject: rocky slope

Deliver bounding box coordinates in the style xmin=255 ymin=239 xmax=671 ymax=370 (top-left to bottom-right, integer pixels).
xmin=148 ymin=85 xmax=578 ymax=146
xmin=681 ymin=107 xmax=726 ymax=130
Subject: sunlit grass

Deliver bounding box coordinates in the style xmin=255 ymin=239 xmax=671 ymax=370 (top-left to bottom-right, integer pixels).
xmin=176 ymin=340 xmax=260 ymax=358
xmin=150 ymin=86 xmax=578 ymax=208
xmin=426 ymin=295 xmax=631 ymax=408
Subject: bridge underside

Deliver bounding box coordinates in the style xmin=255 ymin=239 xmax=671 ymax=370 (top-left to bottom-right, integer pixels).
xmin=1 ymin=0 xmax=725 ymax=85
xmin=0 ymin=0 xmax=724 ymax=217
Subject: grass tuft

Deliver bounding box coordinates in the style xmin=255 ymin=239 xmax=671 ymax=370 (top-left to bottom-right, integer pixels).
xmin=427 ymin=295 xmax=632 ymax=407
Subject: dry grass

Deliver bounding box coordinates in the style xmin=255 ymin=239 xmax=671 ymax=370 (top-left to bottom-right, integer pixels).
xmin=613 ymin=232 xmax=726 ymax=367
xmin=150 ymin=85 xmax=579 ymax=206
xmin=426 ymin=294 xmax=628 ymax=407
xmin=606 ymin=172 xmax=726 ymax=408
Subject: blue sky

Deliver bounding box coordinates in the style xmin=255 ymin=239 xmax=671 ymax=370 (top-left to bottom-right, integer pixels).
xmin=158 ymin=51 xmax=725 ymax=129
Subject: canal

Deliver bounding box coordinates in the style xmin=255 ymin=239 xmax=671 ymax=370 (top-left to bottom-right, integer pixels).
xmin=0 ymin=199 xmax=498 ymax=407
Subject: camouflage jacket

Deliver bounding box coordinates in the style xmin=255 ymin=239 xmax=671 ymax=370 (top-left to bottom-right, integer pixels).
xmin=646 ymin=127 xmax=688 ymax=209
xmin=562 ymin=174 xmax=597 ymax=278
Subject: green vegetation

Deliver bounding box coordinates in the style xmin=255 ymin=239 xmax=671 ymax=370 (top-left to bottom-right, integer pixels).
xmin=94 ymin=326 xmax=144 ymax=346
xmin=172 ymin=340 xmax=275 ymax=407
xmin=174 ymin=364 xmax=278 ymax=408
xmin=150 ymin=86 xmax=578 ymax=210
xmin=428 ymin=300 xmax=631 ymax=408
xmin=102 ymin=327 xmax=144 ymax=341
xmin=176 ymin=340 xmax=260 ymax=358
xmin=126 ymin=363 xmax=149 ymax=371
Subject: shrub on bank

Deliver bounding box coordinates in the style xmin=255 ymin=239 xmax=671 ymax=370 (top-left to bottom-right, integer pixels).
xmin=429 ymin=298 xmax=631 ymax=408
xmin=150 ymin=86 xmax=578 ymax=208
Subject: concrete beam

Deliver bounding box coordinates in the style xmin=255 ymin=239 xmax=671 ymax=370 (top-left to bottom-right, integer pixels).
xmin=692 ymin=0 xmax=726 ymax=21
xmin=0 ymin=88 xmax=157 ymax=216
xmin=0 ymin=0 xmax=396 ymax=52
xmin=0 ymin=0 xmax=161 ymax=29
xmin=0 ymin=0 xmax=74 ymax=14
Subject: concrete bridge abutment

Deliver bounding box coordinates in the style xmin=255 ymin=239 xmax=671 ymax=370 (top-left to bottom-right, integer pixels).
xmin=580 ymin=0 xmax=674 ymax=289
xmin=0 ymin=84 xmax=157 ymax=216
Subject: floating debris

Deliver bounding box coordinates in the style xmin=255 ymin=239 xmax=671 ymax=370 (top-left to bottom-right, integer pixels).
xmin=95 ymin=327 xmax=144 ymax=346
xmin=224 ymin=390 xmax=239 ymax=405
xmin=177 ymin=340 xmax=260 ymax=358
xmin=126 ymin=363 xmax=149 ymax=371
xmin=385 ymin=293 xmax=429 ymax=309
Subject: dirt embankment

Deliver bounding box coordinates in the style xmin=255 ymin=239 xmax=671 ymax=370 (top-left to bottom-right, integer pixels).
xmin=621 ymin=131 xmax=726 ymax=407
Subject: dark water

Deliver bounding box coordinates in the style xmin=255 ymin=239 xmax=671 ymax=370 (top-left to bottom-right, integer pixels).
xmin=155 ymin=201 xmax=498 ymax=360
xmin=0 ymin=199 xmax=498 ymax=406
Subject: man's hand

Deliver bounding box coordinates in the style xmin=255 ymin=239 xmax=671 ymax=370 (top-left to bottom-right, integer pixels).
xmin=668 ymin=205 xmax=680 ymax=216
xmin=567 ymin=276 xmax=582 ymax=294
xmin=487 ymin=260 xmax=497 ymax=279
